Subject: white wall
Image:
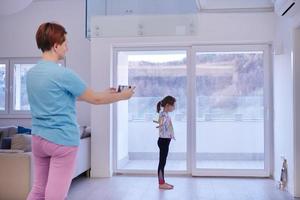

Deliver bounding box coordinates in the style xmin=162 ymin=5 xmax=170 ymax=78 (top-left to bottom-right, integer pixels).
xmin=292 ymin=4 xmax=300 ymax=27
xmin=293 ymin=27 xmax=300 ymax=197
xmin=91 ymin=12 xmax=275 ymax=177
xmin=273 ymin=12 xmax=300 ymax=196
xmin=0 ymin=0 xmax=91 ymax=127
xmin=273 ymin=15 xmax=295 ymax=195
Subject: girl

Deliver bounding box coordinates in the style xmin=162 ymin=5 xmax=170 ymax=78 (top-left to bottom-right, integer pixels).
xmin=155 ymin=95 xmax=176 ymax=190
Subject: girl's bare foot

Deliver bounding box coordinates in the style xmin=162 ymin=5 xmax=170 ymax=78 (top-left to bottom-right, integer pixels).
xmin=165 ymin=183 xmax=174 ymax=188
xmin=159 ymin=183 xmax=173 ymax=190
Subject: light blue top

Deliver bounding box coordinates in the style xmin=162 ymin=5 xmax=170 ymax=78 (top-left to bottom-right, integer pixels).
xmin=26 ymin=60 xmax=87 ymax=146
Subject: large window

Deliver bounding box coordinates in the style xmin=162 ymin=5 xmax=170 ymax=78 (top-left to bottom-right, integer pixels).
xmin=0 ymin=58 xmax=39 ymax=116
xmin=113 ymin=45 xmax=271 ymax=177
xmin=0 ymin=58 xmax=66 ymax=116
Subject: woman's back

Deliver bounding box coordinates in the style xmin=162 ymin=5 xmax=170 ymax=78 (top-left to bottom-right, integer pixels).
xmin=26 ymin=60 xmax=86 ymax=146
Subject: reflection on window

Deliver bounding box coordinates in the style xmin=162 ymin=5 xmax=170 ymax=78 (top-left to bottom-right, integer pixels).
xmin=196 ymin=51 xmax=265 ymax=170
xmin=196 ymin=52 xmax=264 ymax=122
xmin=0 ymin=64 xmax=6 ymax=111
xmin=116 ymin=50 xmax=187 ymax=171
xmin=126 ymin=52 xmax=187 ymax=122
xmin=13 ymin=64 xmax=34 ymax=111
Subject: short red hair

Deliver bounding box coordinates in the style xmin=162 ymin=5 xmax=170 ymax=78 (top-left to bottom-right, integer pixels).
xmin=36 ymin=22 xmax=67 ymax=52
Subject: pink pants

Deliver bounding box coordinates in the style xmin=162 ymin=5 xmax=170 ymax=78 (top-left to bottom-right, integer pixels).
xmin=27 ymin=135 xmax=78 ymax=200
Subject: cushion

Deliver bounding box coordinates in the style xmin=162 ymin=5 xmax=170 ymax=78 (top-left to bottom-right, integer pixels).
xmin=79 ymin=125 xmax=86 ymax=136
xmin=0 ymin=149 xmax=24 ymax=153
xmin=0 ymin=126 xmax=17 ymax=135
xmin=17 ymin=126 xmax=31 ymax=134
xmin=0 ymin=137 xmax=12 ymax=149
xmin=80 ymin=126 xmax=91 ymax=139
xmin=0 ymin=126 xmax=17 ymax=146
xmin=0 ymin=131 xmax=3 ymax=147
xmin=11 ymin=134 xmax=32 ymax=152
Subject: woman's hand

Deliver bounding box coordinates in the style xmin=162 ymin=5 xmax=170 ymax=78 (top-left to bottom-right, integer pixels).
xmin=106 ymin=87 xmax=118 ymax=93
xmin=119 ymin=87 xmax=135 ymax=100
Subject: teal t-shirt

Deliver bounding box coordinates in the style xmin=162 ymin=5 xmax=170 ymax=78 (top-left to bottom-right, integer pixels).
xmin=26 ymin=60 xmax=87 ymax=146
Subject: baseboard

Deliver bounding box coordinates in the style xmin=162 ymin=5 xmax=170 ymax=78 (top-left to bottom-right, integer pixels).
xmin=128 ymin=152 xmax=264 ymax=161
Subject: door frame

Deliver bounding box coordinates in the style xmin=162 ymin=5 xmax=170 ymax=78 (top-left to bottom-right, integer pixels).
xmin=112 ymin=46 xmax=191 ymax=175
xmin=112 ymin=44 xmax=272 ymax=177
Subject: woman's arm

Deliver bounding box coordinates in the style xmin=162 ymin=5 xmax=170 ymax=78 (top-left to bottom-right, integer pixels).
xmin=78 ymin=87 xmax=134 ymax=105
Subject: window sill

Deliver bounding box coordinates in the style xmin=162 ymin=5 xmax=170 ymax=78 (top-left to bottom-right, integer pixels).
xmin=0 ymin=114 xmax=32 ymax=119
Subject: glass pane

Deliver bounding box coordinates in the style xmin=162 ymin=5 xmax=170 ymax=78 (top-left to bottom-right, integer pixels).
xmin=86 ymin=0 xmax=106 ymax=38
xmin=13 ymin=64 xmax=34 ymax=111
xmin=0 ymin=64 xmax=6 ymax=111
xmin=195 ymin=51 xmax=264 ymax=170
xmin=116 ymin=50 xmax=187 ymax=171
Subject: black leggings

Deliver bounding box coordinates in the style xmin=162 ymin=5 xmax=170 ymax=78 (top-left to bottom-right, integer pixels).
xmin=157 ymin=137 xmax=171 ymax=184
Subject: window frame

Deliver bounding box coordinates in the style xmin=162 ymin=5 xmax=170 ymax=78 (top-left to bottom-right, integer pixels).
xmin=190 ymin=44 xmax=271 ymax=177
xmin=112 ymin=46 xmax=191 ymax=174
xmin=0 ymin=59 xmax=9 ymax=115
xmin=111 ymin=44 xmax=272 ymax=177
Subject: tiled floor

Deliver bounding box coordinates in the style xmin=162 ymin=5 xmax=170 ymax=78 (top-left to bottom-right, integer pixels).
xmin=68 ymin=175 xmax=300 ymax=200
xmin=119 ymin=160 xmax=264 ymax=171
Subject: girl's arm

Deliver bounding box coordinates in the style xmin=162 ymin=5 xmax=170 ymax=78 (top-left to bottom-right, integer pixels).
xmin=172 ymin=135 xmax=176 ymax=140
xmin=153 ymin=120 xmax=160 ymax=128
xmin=78 ymin=87 xmax=134 ymax=105
xmin=153 ymin=116 xmax=165 ymax=128
xmin=157 ymin=116 xmax=164 ymax=128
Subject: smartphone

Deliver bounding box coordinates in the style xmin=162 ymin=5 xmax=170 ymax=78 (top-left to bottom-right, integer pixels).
xmin=117 ymin=85 xmax=132 ymax=92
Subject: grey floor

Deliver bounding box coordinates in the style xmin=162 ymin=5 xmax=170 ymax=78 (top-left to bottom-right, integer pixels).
xmin=68 ymin=175 xmax=300 ymax=200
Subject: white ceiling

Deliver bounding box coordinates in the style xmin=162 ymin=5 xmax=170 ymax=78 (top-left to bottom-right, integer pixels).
xmin=0 ymin=0 xmax=33 ymax=15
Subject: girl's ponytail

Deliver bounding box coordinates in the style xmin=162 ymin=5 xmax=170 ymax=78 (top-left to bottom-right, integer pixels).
xmin=156 ymin=101 xmax=162 ymax=113
xmin=156 ymin=96 xmax=176 ymax=113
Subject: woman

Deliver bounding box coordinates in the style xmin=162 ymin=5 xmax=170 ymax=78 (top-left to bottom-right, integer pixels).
xmin=26 ymin=22 xmax=134 ymax=200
